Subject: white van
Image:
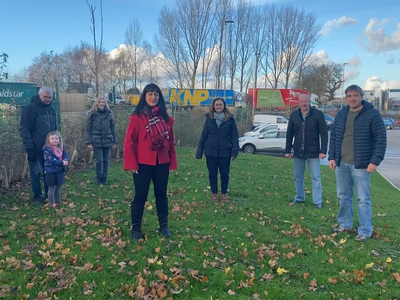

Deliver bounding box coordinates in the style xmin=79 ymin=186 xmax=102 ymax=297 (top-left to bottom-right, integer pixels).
xmin=253 ymin=114 xmax=288 ymax=127
xmin=244 ymin=122 xmax=288 ymax=137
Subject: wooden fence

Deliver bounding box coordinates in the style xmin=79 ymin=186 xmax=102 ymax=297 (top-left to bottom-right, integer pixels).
xmin=59 ymin=93 xmax=88 ymax=112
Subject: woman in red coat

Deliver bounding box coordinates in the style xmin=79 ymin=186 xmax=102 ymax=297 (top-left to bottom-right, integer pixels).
xmin=124 ymin=83 xmax=177 ymax=241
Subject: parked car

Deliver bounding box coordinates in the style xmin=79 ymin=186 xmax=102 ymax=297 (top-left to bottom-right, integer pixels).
xmin=383 ymin=117 xmax=395 ymax=130
xmin=239 ymin=130 xmax=287 ymax=154
xmin=244 ymin=122 xmax=287 ymax=137
xmin=324 ymin=113 xmax=335 ymax=130
xmin=253 ymin=114 xmax=288 ymax=128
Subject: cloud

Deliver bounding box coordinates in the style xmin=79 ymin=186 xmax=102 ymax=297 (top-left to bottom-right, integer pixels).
xmin=362 ymin=18 xmax=400 ymax=54
xmin=320 ymin=16 xmax=358 ymax=36
xmin=364 ymin=76 xmax=400 ymax=90
xmin=305 ymin=50 xmax=330 ymax=66
xmin=346 ymin=55 xmax=361 ymax=67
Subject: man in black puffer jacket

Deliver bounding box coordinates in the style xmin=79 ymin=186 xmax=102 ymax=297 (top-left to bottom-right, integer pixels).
xmin=285 ymin=94 xmax=328 ymax=209
xmin=328 ymin=84 xmax=386 ymax=242
xmin=19 ymin=87 xmax=57 ymax=203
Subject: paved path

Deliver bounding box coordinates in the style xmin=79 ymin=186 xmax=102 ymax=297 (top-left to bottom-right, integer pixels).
xmin=378 ymin=129 xmax=400 ymax=190
xmin=321 ymin=130 xmax=400 ymax=190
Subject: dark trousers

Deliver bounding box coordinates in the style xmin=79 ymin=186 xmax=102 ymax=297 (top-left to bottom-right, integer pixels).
xmin=28 ymin=153 xmax=48 ymax=199
xmin=93 ymin=147 xmax=111 ymax=180
xmin=131 ymin=163 xmax=170 ymax=231
xmin=206 ymin=156 xmax=231 ymax=194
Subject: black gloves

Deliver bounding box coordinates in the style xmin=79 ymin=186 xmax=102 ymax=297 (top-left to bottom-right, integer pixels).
xmin=26 ymin=149 xmax=37 ymax=162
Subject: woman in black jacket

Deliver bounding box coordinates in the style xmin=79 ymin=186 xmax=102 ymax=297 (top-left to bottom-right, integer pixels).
xmin=196 ymin=98 xmax=239 ymax=202
xmin=86 ymin=97 xmax=117 ymax=185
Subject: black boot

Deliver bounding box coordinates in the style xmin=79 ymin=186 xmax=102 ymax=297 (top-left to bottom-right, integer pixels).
xmin=101 ymin=175 xmax=108 ymax=185
xmin=131 ymin=202 xmax=144 ymax=241
xmin=156 ymin=201 xmax=172 ymax=238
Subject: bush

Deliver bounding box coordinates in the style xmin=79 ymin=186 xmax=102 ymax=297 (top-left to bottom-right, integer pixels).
xmin=0 ymin=106 xmax=27 ymax=188
xmin=0 ymin=105 xmax=252 ymax=189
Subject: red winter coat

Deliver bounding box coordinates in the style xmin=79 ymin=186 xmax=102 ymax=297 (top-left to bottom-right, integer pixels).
xmin=123 ymin=114 xmax=177 ymax=171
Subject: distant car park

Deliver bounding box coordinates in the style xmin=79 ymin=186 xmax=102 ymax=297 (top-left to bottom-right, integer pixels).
xmin=324 ymin=113 xmax=335 ymax=130
xmin=244 ymin=123 xmax=287 ymax=137
xmin=383 ymin=117 xmax=395 ymax=130
xmin=239 ymin=130 xmax=287 ymax=154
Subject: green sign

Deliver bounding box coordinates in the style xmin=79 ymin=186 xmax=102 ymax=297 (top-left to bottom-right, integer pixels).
xmin=0 ymin=82 xmax=38 ymax=105
xmin=389 ymin=89 xmax=400 ymax=93
xmin=257 ymin=90 xmax=284 ymax=107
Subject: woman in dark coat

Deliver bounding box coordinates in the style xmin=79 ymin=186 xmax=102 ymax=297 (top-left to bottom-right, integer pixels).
xmin=86 ymin=97 xmax=117 ymax=185
xmin=196 ymin=97 xmax=239 ymax=202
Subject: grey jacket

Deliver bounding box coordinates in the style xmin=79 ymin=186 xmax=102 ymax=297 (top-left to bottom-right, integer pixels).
xmin=86 ymin=110 xmax=117 ymax=148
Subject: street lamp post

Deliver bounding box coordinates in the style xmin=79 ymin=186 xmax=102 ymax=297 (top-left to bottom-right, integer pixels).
xmin=253 ymin=52 xmax=259 ymax=120
xmin=224 ymin=20 xmax=234 ymax=102
xmin=341 ymin=62 xmax=347 ymax=108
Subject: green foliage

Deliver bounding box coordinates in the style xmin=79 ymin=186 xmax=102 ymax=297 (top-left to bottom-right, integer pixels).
xmin=126 ymin=87 xmax=140 ymax=94
xmin=1 ymin=148 xmax=400 ymax=299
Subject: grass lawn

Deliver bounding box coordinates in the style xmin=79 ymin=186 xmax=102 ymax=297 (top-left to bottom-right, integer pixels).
xmin=1 ymin=147 xmax=400 ymax=299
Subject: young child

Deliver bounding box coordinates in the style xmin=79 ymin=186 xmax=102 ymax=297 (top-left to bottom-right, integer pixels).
xmin=43 ymin=131 xmax=69 ymax=207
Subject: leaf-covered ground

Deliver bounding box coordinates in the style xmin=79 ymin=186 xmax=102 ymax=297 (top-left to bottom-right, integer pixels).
xmin=1 ymin=148 xmax=400 ymax=300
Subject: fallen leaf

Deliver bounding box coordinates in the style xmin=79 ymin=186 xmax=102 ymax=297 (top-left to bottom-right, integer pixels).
xmin=277 ymin=267 xmax=287 ymax=275
xmin=365 ymin=263 xmax=374 ymax=269
xmin=392 ymin=273 xmax=400 ymax=284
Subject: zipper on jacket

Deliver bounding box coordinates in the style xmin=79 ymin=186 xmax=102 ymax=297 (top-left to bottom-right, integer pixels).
xmin=45 ymin=107 xmax=51 ymax=128
xmin=301 ymin=121 xmax=305 ymax=151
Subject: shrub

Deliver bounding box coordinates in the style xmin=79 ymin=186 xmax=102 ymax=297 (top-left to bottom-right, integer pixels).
xmin=0 ymin=105 xmax=252 ymax=189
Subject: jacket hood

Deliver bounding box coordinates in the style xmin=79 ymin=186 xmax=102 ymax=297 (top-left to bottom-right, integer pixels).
xmin=205 ymin=111 xmax=235 ymax=119
xmin=32 ymin=95 xmax=53 ymax=107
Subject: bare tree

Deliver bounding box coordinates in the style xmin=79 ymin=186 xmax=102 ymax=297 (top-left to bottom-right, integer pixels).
xmin=249 ymin=6 xmax=265 ymax=91
xmin=27 ymin=51 xmax=55 ymax=88
xmin=142 ymin=41 xmax=159 ymax=85
xmin=279 ymin=5 xmax=320 ymax=88
xmin=124 ymin=18 xmax=145 ymax=89
xmin=81 ymin=0 xmax=104 ymax=97
xmin=212 ymin=0 xmax=232 ymax=89
xmin=154 ymin=6 xmax=187 ymax=88
xmin=261 ymin=5 xmax=284 ymax=88
xmin=235 ymin=0 xmax=255 ymax=92
xmin=176 ymin=0 xmax=215 ymax=88
xmin=298 ymin=62 xmax=344 ymax=101
xmin=60 ymin=46 xmax=92 ymax=93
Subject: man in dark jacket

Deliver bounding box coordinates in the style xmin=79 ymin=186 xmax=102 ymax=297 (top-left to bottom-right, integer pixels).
xmin=285 ymin=94 xmax=328 ymax=209
xmin=328 ymin=84 xmax=386 ymax=242
xmin=19 ymin=87 xmax=57 ymax=202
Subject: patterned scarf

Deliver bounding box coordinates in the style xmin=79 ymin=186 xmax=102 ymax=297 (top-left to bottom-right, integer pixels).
xmin=51 ymin=146 xmax=63 ymax=160
xmin=144 ymin=106 xmax=169 ymax=151
xmin=213 ymin=112 xmax=225 ymax=128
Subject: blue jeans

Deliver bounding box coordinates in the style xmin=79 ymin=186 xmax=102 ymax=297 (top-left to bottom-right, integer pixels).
xmin=294 ymin=157 xmax=322 ymax=204
xmin=28 ymin=153 xmax=46 ymax=199
xmin=335 ymin=161 xmax=372 ymax=237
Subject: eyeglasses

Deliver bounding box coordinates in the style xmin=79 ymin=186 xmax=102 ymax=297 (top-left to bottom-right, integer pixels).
xmin=41 ymin=95 xmax=53 ymax=99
